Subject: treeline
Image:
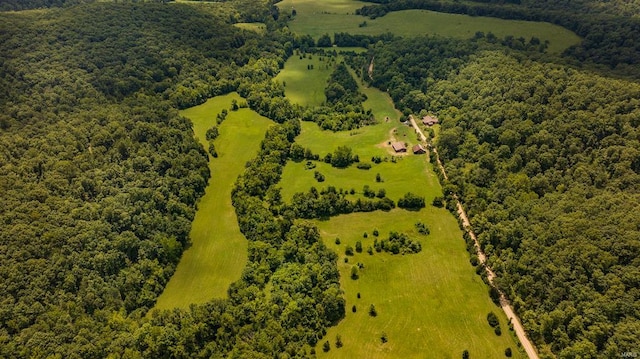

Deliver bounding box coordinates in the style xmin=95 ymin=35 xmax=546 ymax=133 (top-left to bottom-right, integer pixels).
xmin=427 ymin=52 xmax=640 ymax=357
xmin=359 ymin=33 xmax=640 ymax=357
xmin=355 ymin=0 xmax=640 ymax=78
xmin=0 ymin=2 xmax=325 ymax=357
xmin=344 ymin=36 xmax=478 ymax=113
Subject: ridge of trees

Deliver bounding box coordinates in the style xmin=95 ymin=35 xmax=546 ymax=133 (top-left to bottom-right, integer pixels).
xmin=355 ymin=0 xmax=640 ymax=79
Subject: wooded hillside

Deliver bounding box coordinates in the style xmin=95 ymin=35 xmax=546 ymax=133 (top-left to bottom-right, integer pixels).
xmin=352 ymin=35 xmax=640 ymax=357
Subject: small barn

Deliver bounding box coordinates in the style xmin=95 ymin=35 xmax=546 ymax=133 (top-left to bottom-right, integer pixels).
xmin=412 ymin=144 xmax=426 ymax=154
xmin=422 ymin=115 xmax=439 ymax=126
xmin=391 ymin=142 xmax=407 ymax=153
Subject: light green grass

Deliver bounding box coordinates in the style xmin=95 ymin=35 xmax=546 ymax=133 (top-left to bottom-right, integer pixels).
xmin=153 ymin=93 xmax=273 ymax=310
xmin=275 ymin=54 xmax=335 ymax=107
xmin=313 ymin=210 xmax=523 ymax=358
xmin=278 ymin=0 xmax=580 ymax=54
xmin=234 ymin=22 xmax=266 ymax=34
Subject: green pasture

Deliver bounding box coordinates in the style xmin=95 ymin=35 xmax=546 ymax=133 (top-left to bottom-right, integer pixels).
xmin=313 ymin=210 xmax=523 ymax=358
xmin=278 ymin=0 xmax=580 ymax=54
xmin=277 ymin=53 xmax=522 ymax=356
xmin=153 ymin=93 xmax=273 ymax=310
xmin=275 ymin=54 xmax=335 ymax=107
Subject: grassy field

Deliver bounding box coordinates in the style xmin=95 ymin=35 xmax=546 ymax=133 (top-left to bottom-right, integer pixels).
xmin=275 ymin=54 xmax=335 ymax=107
xmin=314 ymin=210 xmax=523 ymax=359
xmin=275 ymin=56 xmax=523 ymax=357
xmin=278 ymin=0 xmax=580 ymax=54
xmin=153 ymin=93 xmax=273 ymax=310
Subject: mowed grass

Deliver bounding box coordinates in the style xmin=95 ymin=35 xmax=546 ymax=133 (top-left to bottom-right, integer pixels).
xmin=277 ymin=56 xmax=523 ymax=356
xmin=313 ymin=210 xmax=523 ymax=359
xmin=153 ymin=93 xmax=273 ymax=310
xmin=278 ymin=0 xmax=580 ymax=54
xmin=275 ymin=54 xmax=335 ymax=107
xmin=279 ymin=121 xmax=523 ymax=357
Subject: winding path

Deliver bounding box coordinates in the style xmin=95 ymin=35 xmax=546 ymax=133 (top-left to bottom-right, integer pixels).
xmin=409 ymin=115 xmax=540 ymax=359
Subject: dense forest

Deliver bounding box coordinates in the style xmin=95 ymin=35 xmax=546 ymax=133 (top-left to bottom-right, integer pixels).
xmin=355 ymin=0 xmax=640 ymax=79
xmin=347 ymin=34 xmax=640 ymax=357
xmin=2 ymin=0 xmax=640 ymax=357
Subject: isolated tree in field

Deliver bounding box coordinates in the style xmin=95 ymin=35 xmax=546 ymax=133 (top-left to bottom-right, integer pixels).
xmin=350 ymin=266 xmax=359 ymax=280
xmin=331 ymin=146 xmax=354 ymax=168
xmin=355 ymin=240 xmax=363 ymax=253
xmin=487 ymin=312 xmax=499 ymax=328
xmin=322 ymin=341 xmax=330 ymax=352
xmin=369 ymin=304 xmax=377 ymax=317
xmin=352 ymin=305 xmax=357 ymax=312
xmin=345 ymin=245 xmax=354 ymax=256
xmin=505 ymin=348 xmax=512 ymax=357
xmin=462 ymin=350 xmax=469 ymax=359
xmin=335 ymin=334 xmax=343 ymax=348
xmin=380 ymin=331 xmax=388 ymax=343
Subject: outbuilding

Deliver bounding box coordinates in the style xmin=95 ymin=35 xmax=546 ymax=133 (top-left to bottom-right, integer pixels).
xmin=422 ymin=115 xmax=439 ymax=126
xmin=391 ymin=142 xmax=407 ymax=153
xmin=412 ymin=144 xmax=426 ymax=154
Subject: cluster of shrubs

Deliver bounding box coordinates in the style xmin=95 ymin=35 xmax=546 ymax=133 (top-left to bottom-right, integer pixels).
xmin=397 ymin=192 xmax=425 ymax=210
xmin=289 ymin=186 xmax=395 ymax=218
xmin=206 ymin=125 xmax=220 ymax=158
xmin=373 ymin=231 xmax=422 ymax=254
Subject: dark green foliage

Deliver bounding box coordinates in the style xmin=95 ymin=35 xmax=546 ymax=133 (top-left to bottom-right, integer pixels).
xmin=487 ymin=312 xmax=500 ymax=328
xmin=505 ymin=347 xmax=512 ymax=357
xmin=303 ymin=60 xmax=374 ymax=131
xmin=323 ymin=341 xmax=331 ymax=352
xmin=356 ymin=241 xmax=363 ymax=252
xmin=289 ymin=186 xmax=395 ymax=218
xmin=369 ymin=304 xmax=377 ymax=317
xmin=335 ymin=237 xmax=341 ymax=245
xmin=381 ymin=331 xmax=388 ymax=343
xmin=415 ymin=221 xmax=430 ymax=235
xmin=209 ymin=141 xmax=219 ymax=158
xmin=422 ymin=52 xmax=640 ymax=356
xmin=314 ymin=171 xmax=325 ymax=182
xmin=494 ymin=326 xmax=502 ymax=336
xmin=317 ymin=33 xmax=332 ymax=47
xmin=376 ymin=173 xmax=382 ymax=182
xmin=357 ymin=162 xmax=372 ymax=170
xmin=352 ymin=305 xmax=357 ymax=312
xmin=345 ymin=245 xmax=354 ymax=256
xmin=462 ymin=350 xmax=470 ymax=359
xmin=351 ymin=266 xmax=359 ymax=280
xmin=373 ymin=229 xmax=379 ymax=236
xmin=331 ymin=145 xmax=356 ymax=168
xmin=206 ymin=126 xmax=220 ymax=140
xmin=378 ymin=231 xmax=422 ymax=254
xmin=432 ymin=196 xmax=445 ymax=207
xmin=335 ymin=334 xmax=343 ymax=348
xmin=398 ymin=192 xmax=426 ymax=210
xmin=354 ymin=0 xmax=640 ymax=78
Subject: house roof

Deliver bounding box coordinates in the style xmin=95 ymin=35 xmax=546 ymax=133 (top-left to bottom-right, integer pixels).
xmin=412 ymin=144 xmax=425 ymax=154
xmin=422 ymin=115 xmax=439 ymax=125
xmin=391 ymin=142 xmax=406 ymax=152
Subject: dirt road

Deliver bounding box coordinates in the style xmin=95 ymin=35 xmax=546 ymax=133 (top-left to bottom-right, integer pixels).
xmin=410 ymin=116 xmax=540 ymax=359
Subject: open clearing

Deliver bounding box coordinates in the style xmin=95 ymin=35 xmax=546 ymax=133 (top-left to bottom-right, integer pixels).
xmin=153 ymin=93 xmax=272 ymax=310
xmin=313 ymin=210 xmax=522 ymax=358
xmin=275 ymin=54 xmax=335 ymax=107
xmin=278 ymin=0 xmax=580 ymax=54
xmin=276 ymin=57 xmax=523 ymax=356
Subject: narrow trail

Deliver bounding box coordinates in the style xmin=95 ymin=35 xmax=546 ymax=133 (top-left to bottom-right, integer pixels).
xmin=368 ymin=56 xmax=374 ymax=81
xmin=409 ymin=116 xmax=540 ymax=359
